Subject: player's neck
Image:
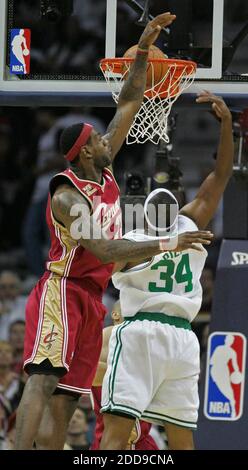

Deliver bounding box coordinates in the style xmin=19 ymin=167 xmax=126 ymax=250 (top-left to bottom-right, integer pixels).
xmin=71 ymin=165 xmax=103 ymax=184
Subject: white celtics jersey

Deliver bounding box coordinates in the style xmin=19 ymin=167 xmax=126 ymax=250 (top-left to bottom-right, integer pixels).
xmin=112 ymin=215 xmax=208 ymax=323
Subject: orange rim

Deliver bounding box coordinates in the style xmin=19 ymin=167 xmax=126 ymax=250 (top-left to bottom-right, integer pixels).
xmin=100 ymin=57 xmax=196 ymax=74
xmin=100 ymin=58 xmax=197 ymax=99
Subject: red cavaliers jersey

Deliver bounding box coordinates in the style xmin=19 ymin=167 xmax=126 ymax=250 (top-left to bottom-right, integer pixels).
xmin=91 ymin=386 xmax=158 ymax=450
xmin=45 ymin=167 xmax=121 ymax=293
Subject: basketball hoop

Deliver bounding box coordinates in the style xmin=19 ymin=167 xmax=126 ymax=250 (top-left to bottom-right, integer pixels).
xmin=100 ymin=58 xmax=197 ymax=145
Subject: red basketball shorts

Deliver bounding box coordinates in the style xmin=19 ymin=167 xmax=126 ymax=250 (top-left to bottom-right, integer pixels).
xmin=24 ymin=271 xmax=106 ymax=394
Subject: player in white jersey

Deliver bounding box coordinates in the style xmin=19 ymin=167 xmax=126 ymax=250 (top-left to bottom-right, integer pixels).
xmin=100 ymin=92 xmax=234 ymax=450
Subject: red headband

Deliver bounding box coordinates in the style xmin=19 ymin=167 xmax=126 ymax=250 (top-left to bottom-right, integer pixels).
xmin=65 ymin=123 xmax=93 ymax=162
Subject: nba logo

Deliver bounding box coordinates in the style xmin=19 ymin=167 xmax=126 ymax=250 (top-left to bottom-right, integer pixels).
xmin=204 ymin=332 xmax=246 ymax=421
xmin=10 ymin=29 xmax=31 ymax=75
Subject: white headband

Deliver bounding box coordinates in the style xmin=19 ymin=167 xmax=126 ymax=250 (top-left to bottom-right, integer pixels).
xmin=144 ymin=188 xmax=179 ymax=232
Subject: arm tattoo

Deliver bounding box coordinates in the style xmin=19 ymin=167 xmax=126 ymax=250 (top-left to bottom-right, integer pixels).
xmin=107 ymin=111 xmax=123 ymax=140
xmin=86 ymin=238 xmax=161 ymax=264
xmin=52 ymin=188 xmax=88 ymax=226
xmin=119 ymin=52 xmax=148 ymax=103
xmin=52 ymin=189 xmax=163 ymax=263
xmin=52 ymin=191 xmax=72 ymax=221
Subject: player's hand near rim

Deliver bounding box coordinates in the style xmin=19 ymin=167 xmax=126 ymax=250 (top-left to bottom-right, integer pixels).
xmin=138 ymin=12 xmax=176 ymax=50
xmin=180 ymin=92 xmax=233 ymax=230
xmin=196 ymin=91 xmax=232 ymax=122
xmin=104 ymin=12 xmax=176 ymax=160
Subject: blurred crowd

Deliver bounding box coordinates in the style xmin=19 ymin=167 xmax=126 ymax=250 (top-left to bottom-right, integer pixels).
xmin=2 ymin=0 xmax=244 ymax=451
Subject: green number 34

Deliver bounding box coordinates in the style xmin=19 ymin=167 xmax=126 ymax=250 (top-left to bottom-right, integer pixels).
xmin=148 ymin=254 xmax=193 ymax=293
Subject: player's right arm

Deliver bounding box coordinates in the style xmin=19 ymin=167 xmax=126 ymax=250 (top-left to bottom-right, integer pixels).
xmin=52 ymin=185 xmax=213 ymax=263
xmin=104 ymin=12 xmax=176 ymax=160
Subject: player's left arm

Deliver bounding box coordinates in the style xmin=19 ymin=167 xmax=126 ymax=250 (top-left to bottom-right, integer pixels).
xmin=104 ymin=13 xmax=176 ymax=161
xmin=180 ymin=92 xmax=234 ymax=229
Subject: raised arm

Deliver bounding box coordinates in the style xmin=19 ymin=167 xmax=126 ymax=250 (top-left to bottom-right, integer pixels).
xmin=105 ymin=12 xmax=176 ymax=160
xmin=180 ymin=92 xmax=234 ymax=229
xmin=51 ymin=185 xmax=213 ymax=263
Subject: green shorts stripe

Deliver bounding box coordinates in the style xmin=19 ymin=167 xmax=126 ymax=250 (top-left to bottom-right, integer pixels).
xmin=101 ymin=403 xmax=141 ymax=419
xmin=143 ymin=410 xmax=197 ymax=429
xmin=107 ymin=323 xmax=121 ymax=399
xmin=123 ymin=312 xmax=191 ymax=330
xmin=108 ymin=321 xmax=129 ymax=405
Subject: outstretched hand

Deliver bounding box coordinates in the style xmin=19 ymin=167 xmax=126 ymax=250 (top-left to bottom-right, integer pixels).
xmin=174 ymin=231 xmax=214 ymax=252
xmin=138 ymin=12 xmax=176 ymax=50
xmin=196 ymin=91 xmax=232 ymax=122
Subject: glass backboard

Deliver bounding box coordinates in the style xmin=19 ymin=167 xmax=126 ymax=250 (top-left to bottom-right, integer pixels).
xmin=0 ymin=0 xmax=248 ymax=105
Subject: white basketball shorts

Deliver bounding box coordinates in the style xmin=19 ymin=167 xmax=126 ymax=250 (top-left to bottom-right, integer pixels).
xmin=101 ymin=312 xmax=200 ymax=429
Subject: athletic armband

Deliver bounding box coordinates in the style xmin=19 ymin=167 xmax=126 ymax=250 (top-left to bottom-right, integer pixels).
xmin=136 ymin=47 xmax=149 ymax=55
xmin=159 ymin=238 xmax=169 ymax=251
xmin=159 ymin=236 xmax=178 ymax=251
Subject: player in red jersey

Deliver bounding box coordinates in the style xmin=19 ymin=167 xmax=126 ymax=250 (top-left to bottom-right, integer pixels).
xmin=14 ymin=13 xmax=212 ymax=449
xmin=91 ymin=301 xmax=158 ymax=450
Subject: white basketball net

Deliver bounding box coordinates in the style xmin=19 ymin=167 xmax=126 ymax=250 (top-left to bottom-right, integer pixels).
xmin=100 ymin=58 xmax=196 ymax=145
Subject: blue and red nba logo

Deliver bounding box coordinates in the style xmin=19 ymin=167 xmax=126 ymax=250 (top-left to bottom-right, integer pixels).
xmin=204 ymin=331 xmax=246 ymax=421
xmin=10 ymin=29 xmax=31 ymax=75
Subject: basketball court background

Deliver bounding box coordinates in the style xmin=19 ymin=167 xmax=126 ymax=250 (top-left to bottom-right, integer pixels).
xmin=0 ymin=0 xmax=248 ymax=450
